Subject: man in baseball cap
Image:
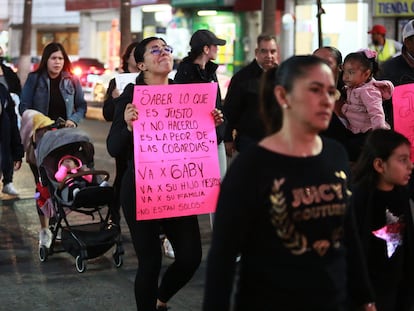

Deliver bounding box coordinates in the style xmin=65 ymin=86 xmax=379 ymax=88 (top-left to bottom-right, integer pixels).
xmin=368 ymin=24 xmax=387 ymax=35
xmin=402 ymin=19 xmax=414 ymax=41
xmin=368 ymin=24 xmax=402 ymax=65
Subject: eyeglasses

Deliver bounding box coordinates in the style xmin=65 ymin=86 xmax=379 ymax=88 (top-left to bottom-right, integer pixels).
xmin=148 ymin=45 xmax=173 ymax=55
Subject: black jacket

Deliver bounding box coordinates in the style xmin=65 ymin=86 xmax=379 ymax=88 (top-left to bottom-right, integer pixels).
xmin=379 ymin=53 xmax=414 ymax=86
xmin=103 ymin=78 xmax=117 ymax=121
xmin=351 ymin=183 xmax=414 ymax=307
xmin=222 ymin=59 xmax=267 ymax=147
xmin=0 ymin=84 xmax=24 ymax=173
xmin=174 ymin=59 xmax=225 ymax=144
xmin=1 ymin=63 xmax=21 ymax=96
xmin=378 ymin=50 xmax=414 ymax=128
xmin=224 ymin=59 xmax=266 ymax=151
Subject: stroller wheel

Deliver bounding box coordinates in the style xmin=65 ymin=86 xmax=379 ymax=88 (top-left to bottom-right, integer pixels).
xmin=39 ymin=245 xmax=48 ymax=262
xmin=113 ymin=253 xmax=123 ymax=268
xmin=75 ymin=255 xmax=86 ymax=273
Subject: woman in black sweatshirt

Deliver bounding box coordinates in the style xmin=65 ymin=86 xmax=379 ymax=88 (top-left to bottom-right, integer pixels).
xmin=203 ymin=55 xmax=375 ymax=311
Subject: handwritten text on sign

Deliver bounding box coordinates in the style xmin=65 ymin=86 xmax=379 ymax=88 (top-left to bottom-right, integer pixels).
xmin=393 ymin=83 xmax=414 ymax=162
xmin=133 ymin=83 xmax=221 ymax=220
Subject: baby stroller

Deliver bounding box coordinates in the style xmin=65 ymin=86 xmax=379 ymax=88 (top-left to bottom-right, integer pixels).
xmin=35 ymin=127 xmax=124 ymax=273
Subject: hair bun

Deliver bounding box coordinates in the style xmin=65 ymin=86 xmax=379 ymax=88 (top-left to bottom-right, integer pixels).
xmin=358 ymin=48 xmax=377 ymax=59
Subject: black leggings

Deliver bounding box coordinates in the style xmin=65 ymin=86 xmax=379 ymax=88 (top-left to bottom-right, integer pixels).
xmin=110 ymin=155 xmax=127 ymax=224
xmin=121 ymin=172 xmax=202 ymax=311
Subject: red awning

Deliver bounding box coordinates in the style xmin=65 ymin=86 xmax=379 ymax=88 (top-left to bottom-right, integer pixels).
xmin=234 ymin=0 xmax=284 ymax=12
xmin=66 ymin=0 xmax=169 ymax=11
xmin=66 ymin=0 xmax=119 ymax=10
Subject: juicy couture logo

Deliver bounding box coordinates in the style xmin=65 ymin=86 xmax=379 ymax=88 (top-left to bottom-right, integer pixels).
xmin=269 ymin=171 xmax=349 ymax=256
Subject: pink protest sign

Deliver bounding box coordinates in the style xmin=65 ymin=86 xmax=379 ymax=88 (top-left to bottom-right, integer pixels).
xmin=393 ymin=83 xmax=414 ymax=162
xmin=132 ymin=83 xmax=221 ymax=220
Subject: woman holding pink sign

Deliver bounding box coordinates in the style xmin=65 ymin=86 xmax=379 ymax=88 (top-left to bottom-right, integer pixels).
xmin=107 ymin=37 xmax=223 ymax=311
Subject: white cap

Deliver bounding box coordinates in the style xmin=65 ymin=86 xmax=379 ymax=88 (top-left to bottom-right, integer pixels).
xmin=402 ymin=19 xmax=414 ymax=41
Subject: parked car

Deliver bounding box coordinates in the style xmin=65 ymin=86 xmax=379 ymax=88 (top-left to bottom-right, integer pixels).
xmin=71 ymin=58 xmax=105 ymax=87
xmin=71 ymin=58 xmax=110 ymax=102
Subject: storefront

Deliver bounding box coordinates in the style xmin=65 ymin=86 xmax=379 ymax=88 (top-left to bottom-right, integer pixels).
xmin=171 ymin=0 xmax=244 ymax=75
xmin=372 ymin=0 xmax=414 ymax=42
xmin=294 ymin=0 xmax=370 ymax=57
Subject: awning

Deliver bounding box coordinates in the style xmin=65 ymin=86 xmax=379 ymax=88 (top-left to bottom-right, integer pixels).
xmin=234 ymin=0 xmax=284 ymax=11
xmin=66 ymin=0 xmax=120 ymax=10
xmin=66 ymin=0 xmax=169 ymax=11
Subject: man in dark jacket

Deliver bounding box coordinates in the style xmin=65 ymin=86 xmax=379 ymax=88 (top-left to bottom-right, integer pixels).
xmin=0 ymin=83 xmax=24 ymax=197
xmin=379 ymin=20 xmax=414 ymax=86
xmin=0 ymin=47 xmax=22 ymax=195
xmin=223 ymin=34 xmax=278 ymax=156
xmin=0 ymin=47 xmax=22 ymax=97
xmin=378 ymin=19 xmax=414 ymax=128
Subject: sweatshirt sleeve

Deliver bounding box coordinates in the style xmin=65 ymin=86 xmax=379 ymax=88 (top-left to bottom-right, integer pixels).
xmin=203 ymin=153 xmax=255 ymax=311
xmin=103 ymin=78 xmax=117 ymax=121
xmin=106 ymin=84 xmax=134 ymax=158
xmin=223 ymin=75 xmax=244 ymax=142
xmin=345 ymin=189 xmax=375 ymax=307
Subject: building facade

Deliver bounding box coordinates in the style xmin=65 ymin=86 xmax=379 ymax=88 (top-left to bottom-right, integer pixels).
xmin=2 ymin=0 xmax=412 ymax=75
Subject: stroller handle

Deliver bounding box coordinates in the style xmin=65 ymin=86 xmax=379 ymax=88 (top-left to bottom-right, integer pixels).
xmin=57 ymin=170 xmax=110 ymax=190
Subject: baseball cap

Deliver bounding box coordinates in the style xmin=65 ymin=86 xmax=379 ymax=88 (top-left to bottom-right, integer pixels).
xmin=402 ymin=19 xmax=414 ymax=41
xmin=368 ymin=24 xmax=387 ymax=35
xmin=190 ymin=30 xmax=226 ymax=49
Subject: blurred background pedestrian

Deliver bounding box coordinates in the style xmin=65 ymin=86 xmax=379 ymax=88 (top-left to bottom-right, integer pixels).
xmin=223 ymin=34 xmax=278 ymax=157
xmin=0 ymin=46 xmax=22 ymax=195
xmin=368 ymin=24 xmax=402 ymax=68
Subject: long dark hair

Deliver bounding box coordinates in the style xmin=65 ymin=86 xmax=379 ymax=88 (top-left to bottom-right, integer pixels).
xmin=259 ymin=55 xmax=328 ymax=135
xmin=352 ymin=129 xmax=411 ymax=186
xmin=35 ymin=42 xmax=72 ymax=74
xmin=182 ymin=45 xmax=204 ymax=63
xmin=121 ymin=41 xmax=139 ymax=73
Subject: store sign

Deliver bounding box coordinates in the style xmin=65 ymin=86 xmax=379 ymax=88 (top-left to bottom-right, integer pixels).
xmin=66 ymin=0 xmax=119 ymax=10
xmin=171 ymin=0 xmax=234 ymax=7
xmin=66 ymin=0 xmax=168 ymax=10
xmin=131 ymin=0 xmax=169 ymax=4
xmin=171 ymin=0 xmax=216 ymax=5
xmin=374 ymin=0 xmax=414 ymax=16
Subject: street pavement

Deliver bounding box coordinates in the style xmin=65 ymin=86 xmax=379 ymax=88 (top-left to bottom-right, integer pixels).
xmin=0 ymin=111 xmax=213 ymax=311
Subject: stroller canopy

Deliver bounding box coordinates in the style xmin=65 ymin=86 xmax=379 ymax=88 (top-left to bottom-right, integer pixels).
xmin=36 ymin=128 xmax=94 ymax=168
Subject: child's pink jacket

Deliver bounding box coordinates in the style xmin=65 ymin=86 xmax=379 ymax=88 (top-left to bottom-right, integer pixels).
xmin=341 ymin=78 xmax=393 ymax=134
